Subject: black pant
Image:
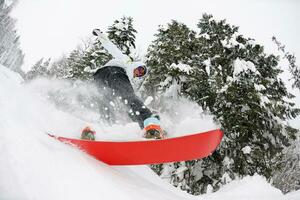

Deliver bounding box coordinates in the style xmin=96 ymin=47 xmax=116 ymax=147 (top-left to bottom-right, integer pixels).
xmin=93 ymin=66 xmax=152 ymax=129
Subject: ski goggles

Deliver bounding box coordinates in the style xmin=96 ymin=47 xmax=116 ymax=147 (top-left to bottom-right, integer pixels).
xmin=133 ymin=65 xmax=147 ymax=78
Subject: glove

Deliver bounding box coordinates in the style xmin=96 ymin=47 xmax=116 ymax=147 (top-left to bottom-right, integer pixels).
xmin=92 ymin=29 xmax=102 ymax=36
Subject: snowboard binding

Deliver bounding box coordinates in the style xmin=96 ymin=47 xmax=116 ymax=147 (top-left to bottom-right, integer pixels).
xmin=81 ymin=126 xmax=96 ymax=141
xmin=143 ymin=116 xmax=166 ymax=139
xmin=144 ymin=123 xmax=166 ymax=139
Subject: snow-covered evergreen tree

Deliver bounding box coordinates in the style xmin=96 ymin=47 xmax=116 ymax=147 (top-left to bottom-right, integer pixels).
xmin=63 ymin=48 xmax=89 ymax=80
xmin=46 ymin=40 xmax=111 ymax=80
xmin=198 ymin=13 xmax=299 ymax=179
xmin=144 ymin=20 xmax=207 ymax=106
xmin=80 ymin=39 xmax=111 ymax=79
xmin=48 ymin=55 xmax=70 ymax=79
xmin=146 ymin=19 xmax=218 ymax=195
xmin=25 ymin=58 xmax=51 ymax=80
xmin=273 ymin=137 xmax=300 ymax=194
xmin=107 ymin=16 xmax=137 ymax=58
xmin=146 ymin=14 xmax=300 ymax=194
xmin=272 ymin=36 xmax=300 ymax=89
xmin=0 ymin=0 xmax=24 ymax=73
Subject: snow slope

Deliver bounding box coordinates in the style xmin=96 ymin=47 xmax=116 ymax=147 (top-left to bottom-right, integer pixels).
xmin=0 ymin=65 xmax=193 ymax=199
xmin=0 ymin=65 xmax=298 ymax=199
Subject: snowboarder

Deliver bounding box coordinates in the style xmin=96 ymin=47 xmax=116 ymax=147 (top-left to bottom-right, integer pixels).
xmin=90 ymin=29 xmax=165 ymax=140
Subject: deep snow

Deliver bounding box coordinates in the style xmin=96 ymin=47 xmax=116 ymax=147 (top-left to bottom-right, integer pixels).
xmin=0 ymin=65 xmax=299 ymax=199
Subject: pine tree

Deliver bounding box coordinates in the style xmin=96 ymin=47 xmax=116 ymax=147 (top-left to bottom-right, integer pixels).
xmin=197 ymin=14 xmax=299 ymax=183
xmin=272 ymin=36 xmax=300 ymax=89
xmin=146 ymin=14 xmax=300 ymax=194
xmin=0 ymin=0 xmax=24 ymax=73
xmin=273 ymin=136 xmax=300 ymax=193
xmin=145 ymin=20 xmax=214 ymax=194
xmin=144 ymin=20 xmax=209 ymax=106
xmin=63 ymin=48 xmax=88 ymax=80
xmin=107 ymin=16 xmax=137 ymax=58
xmin=48 ymin=55 xmax=70 ymax=79
xmin=81 ymin=39 xmax=112 ymax=78
xmin=25 ymin=58 xmax=51 ymax=80
xmin=47 ymin=39 xmax=111 ymax=80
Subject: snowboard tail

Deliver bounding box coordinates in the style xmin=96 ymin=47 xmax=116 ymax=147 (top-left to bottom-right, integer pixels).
xmin=49 ymin=129 xmax=223 ymax=165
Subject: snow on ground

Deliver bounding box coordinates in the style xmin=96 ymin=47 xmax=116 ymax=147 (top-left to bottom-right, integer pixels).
xmin=286 ymin=190 xmax=300 ymax=200
xmin=0 ymin=65 xmax=299 ymax=199
xmin=202 ymin=176 xmax=283 ymax=200
xmin=0 ymin=64 xmax=192 ymax=199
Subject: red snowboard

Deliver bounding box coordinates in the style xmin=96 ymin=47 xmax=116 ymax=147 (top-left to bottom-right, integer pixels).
xmin=49 ymin=129 xmax=223 ymax=165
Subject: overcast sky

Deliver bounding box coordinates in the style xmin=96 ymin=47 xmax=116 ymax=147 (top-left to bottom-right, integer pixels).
xmin=11 ymin=0 xmax=299 ymax=71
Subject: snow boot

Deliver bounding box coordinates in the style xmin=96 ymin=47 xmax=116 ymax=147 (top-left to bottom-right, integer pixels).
xmin=143 ymin=117 xmax=165 ymax=139
xmin=81 ymin=126 xmax=96 ymax=141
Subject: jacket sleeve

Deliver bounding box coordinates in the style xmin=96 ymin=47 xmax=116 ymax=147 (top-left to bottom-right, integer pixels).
xmin=95 ymin=30 xmax=132 ymax=67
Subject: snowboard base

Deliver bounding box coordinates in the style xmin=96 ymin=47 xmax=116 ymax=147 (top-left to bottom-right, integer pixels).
xmin=49 ymin=129 xmax=223 ymax=165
